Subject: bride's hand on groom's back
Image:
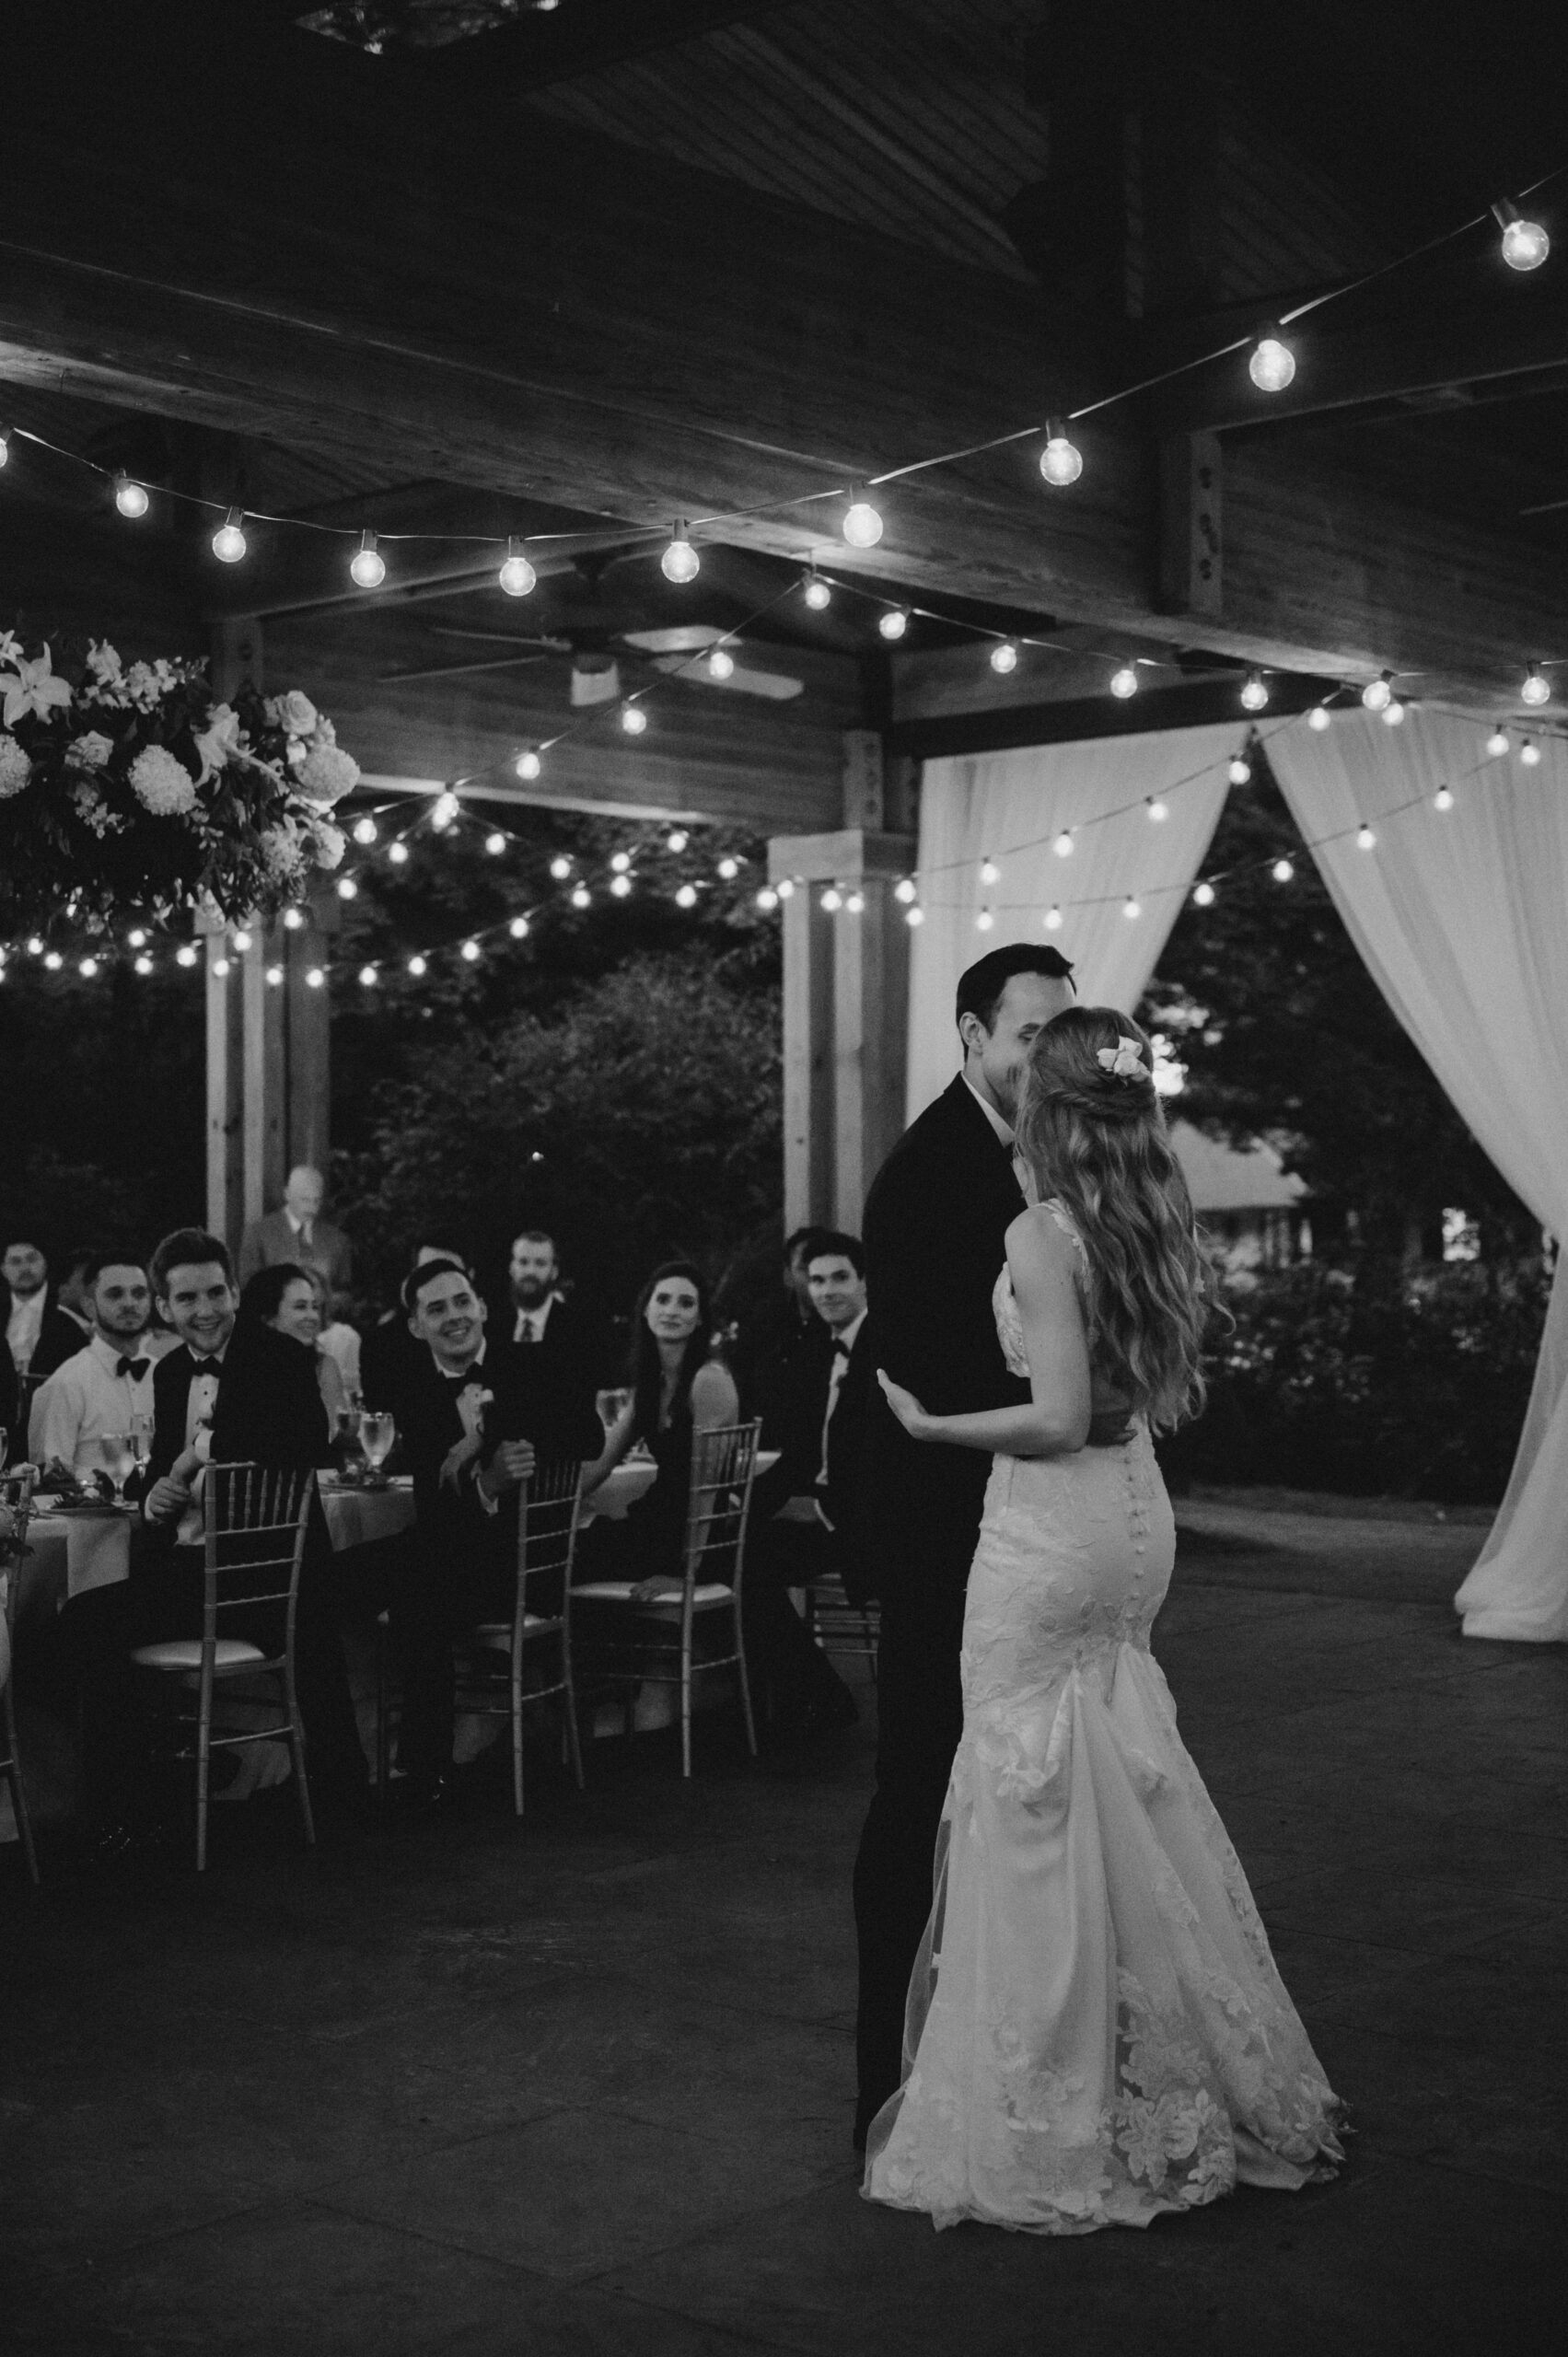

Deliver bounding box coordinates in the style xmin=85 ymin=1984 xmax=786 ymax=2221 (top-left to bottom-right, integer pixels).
xmin=878 ymin=1368 xmax=935 ymax=1442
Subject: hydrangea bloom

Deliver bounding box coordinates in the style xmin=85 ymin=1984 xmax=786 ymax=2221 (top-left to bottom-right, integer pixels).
xmin=128 ymin=744 xmax=198 ymax=817
xmin=0 ymin=732 xmax=31 ymax=798
xmin=296 ymin=742 xmax=360 ymax=805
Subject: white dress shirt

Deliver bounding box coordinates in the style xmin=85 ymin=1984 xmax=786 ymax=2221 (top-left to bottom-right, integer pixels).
xmin=6 ymin=1287 xmax=45 ymax=1369
xmin=29 ymin=1332 xmax=157 ymax=1477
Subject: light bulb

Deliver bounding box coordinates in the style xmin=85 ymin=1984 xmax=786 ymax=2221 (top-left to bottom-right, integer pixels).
xmin=1434 ymin=786 xmax=1455 ymax=812
xmin=282 ymin=906 xmax=305 ymax=931
xmin=975 ymin=910 xmax=995 ymax=932
xmin=1521 ymin=739 xmax=1542 ymax=766
xmin=264 ymin=964 xmax=283 ymax=986
xmin=774 ymin=877 xmax=795 ymax=900
xmin=306 ymin=966 xmax=326 ymax=988
xmin=485 ymin=830 xmax=506 ymax=855
xmin=1240 ymin=671 xmax=1270 ymax=712
xmin=1122 ymin=897 xmax=1142 ymax=921
xmin=388 ymin=841 xmax=410 ymax=865
xmin=878 ymin=608 xmax=909 ymax=642
xmin=549 ymin=853 xmax=572 ymax=880
xmin=570 ymin=885 xmax=591 ymax=910
xmin=114 ymin=471 xmax=149 ymax=519
xmin=894 ymin=877 xmax=918 ymax=903
xmin=0 ymin=430 xmax=8 ymax=468
xmin=336 ymin=877 xmax=357 ymax=900
xmin=358 ymin=964 xmax=378 ymax=987
xmin=44 ymin=951 xmax=64 ymax=970
xmin=610 ymin=874 xmax=633 ymax=898
xmin=1193 ymin=881 xmax=1216 ymax=907
xmin=1052 ymin=830 xmax=1074 ymax=857
xmin=660 ymin=523 xmax=700 ymax=584
xmin=1227 ymin=756 xmax=1251 ymax=785
xmin=353 ymin=816 xmax=378 ymax=845
xmin=26 ymin=936 xmax=42 ymax=956
xmin=460 ymin=939 xmax=481 ymax=962
xmin=820 ymin=887 xmax=843 ymax=911
xmin=610 ymin=850 xmax=632 ymax=873
xmin=212 ymin=957 xmax=230 ymax=978
xmin=1249 ymin=335 xmax=1296 ymax=392
xmin=666 ymin=829 xmax=688 ymax=853
xmin=127 ymin=927 xmax=147 ymax=947
xmin=509 ymin=915 xmax=530 ymax=938
xmin=621 ymin=702 xmax=648 ymax=735
xmin=756 ymin=887 xmax=779 ymax=911
xmin=675 ymin=883 xmax=698 ymax=909
xmin=432 ymin=790 xmax=459 ymax=827
xmin=1362 ymin=672 xmax=1393 ymax=712
xmin=980 ymin=857 xmax=1001 ymax=885
xmin=1307 ymin=704 xmax=1331 ymax=732
xmin=407 ymin=954 xmax=427 ymax=977
xmin=1382 ymin=699 xmax=1406 ymax=726
xmin=1043 ymin=905 xmax=1063 ymax=931
xmin=515 ymin=747 xmax=541 ymax=782
xmin=1356 ymin=825 xmax=1376 ymax=850
xmin=707 ymin=646 xmax=735 ymax=680
xmin=717 ymin=855 xmax=740 ymax=879
xmin=79 ymin=956 xmax=99 ymax=978
xmin=905 ymin=904 xmax=925 ymax=927
xmin=212 ymin=508 xmax=247 ymax=563
xmin=1487 ymin=728 xmax=1510 ymax=756
xmin=176 ymin=945 xmax=199 ymax=968
xmin=842 ymin=491 xmax=883 ymax=548
xmin=232 ymin=928 xmax=253 ymax=953
xmin=803 ymin=571 xmax=831 ymax=610
xmin=1039 ymin=424 xmax=1083 ymax=487
xmin=1146 ymin=796 xmax=1169 ymax=822
xmin=1496 ymin=201 xmax=1550 ymax=272
xmin=350 ymin=530 xmax=386 ymax=589
xmin=1272 ymin=858 xmax=1295 ymax=883
xmin=1521 ymin=663 xmax=1551 ymax=707
xmin=499 ymin=538 xmax=537 ymax=597
xmin=1109 ymin=663 xmax=1139 ymax=700
xmin=845 ymin=890 xmax=865 ymax=914
xmin=990 ymin=639 xmax=1019 ymax=674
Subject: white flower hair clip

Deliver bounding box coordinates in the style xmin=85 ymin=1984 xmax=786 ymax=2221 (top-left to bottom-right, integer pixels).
xmin=1097 ymin=1037 xmax=1147 ymax=1081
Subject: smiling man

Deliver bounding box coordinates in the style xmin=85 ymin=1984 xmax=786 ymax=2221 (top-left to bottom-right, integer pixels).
xmin=28 ymin=1252 xmax=157 ymax=1480
xmin=141 ymin=1230 xmax=239 ymax=1531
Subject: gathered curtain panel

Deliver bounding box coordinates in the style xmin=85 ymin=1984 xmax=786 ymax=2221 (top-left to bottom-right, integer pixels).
xmin=1268 ymin=708 xmax=1568 ymax=1643
xmin=907 ymin=726 xmax=1243 ymax=1121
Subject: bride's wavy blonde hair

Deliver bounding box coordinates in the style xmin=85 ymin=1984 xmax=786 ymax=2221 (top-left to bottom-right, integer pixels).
xmin=1015 ymin=1006 xmax=1214 ymax=1431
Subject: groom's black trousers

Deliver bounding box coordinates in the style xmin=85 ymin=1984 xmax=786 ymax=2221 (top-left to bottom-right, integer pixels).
xmin=853 ymin=1578 xmax=968 ymax=2140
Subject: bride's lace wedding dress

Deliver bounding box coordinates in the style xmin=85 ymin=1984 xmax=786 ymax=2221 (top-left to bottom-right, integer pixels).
xmin=864 ymin=1205 xmax=1343 ymax=2234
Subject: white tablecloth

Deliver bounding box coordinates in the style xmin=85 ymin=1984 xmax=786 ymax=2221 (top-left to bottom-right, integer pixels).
xmin=318 ymin=1478 xmax=416 ymax=1550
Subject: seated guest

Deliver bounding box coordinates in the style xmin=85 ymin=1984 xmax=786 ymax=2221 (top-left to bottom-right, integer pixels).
xmin=237 ymin=1164 xmax=352 ymax=1295
xmin=53 ymin=1247 xmax=99 ymax=1346
xmin=390 ymin=1257 xmax=602 ymax=1802
xmin=27 ymin=1253 xmax=157 ymax=1480
xmin=743 ymin=1232 xmax=870 ymax=1738
xmin=579 ymin=1261 xmax=739 ymax=1598
xmin=734 ymin=1225 xmax=831 ymax=1443
xmin=231 ymin=1266 xmax=351 ymax=1435
xmin=5 ymin=1237 xmax=90 ymax=1389
xmin=508 ymin=1226 xmax=611 ymax=1405
xmin=308 ymin=1270 xmax=363 ymax=1402
xmin=360 ymin=1242 xmax=471 ymax=1411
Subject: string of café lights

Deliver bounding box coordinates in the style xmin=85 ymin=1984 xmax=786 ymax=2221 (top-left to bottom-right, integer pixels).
xmin=0 ymin=170 xmax=1563 ymax=728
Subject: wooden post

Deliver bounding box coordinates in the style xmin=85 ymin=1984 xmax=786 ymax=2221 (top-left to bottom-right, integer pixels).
xmin=203 ymin=918 xmax=244 ymax=1247
xmin=1157 ymin=431 xmax=1224 ymax=619
xmin=769 ymin=830 xmax=916 ymax=1233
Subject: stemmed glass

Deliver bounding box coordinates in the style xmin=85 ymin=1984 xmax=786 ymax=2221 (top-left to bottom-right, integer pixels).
xmin=357 ymin=1411 xmax=395 ymax=1488
xmin=596 ymin=1387 xmax=631 ymax=1435
xmin=99 ymin=1432 xmax=136 ymax=1504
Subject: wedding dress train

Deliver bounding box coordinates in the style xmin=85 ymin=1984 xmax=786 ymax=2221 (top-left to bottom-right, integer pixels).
xmin=864 ymin=1226 xmax=1343 ymax=2234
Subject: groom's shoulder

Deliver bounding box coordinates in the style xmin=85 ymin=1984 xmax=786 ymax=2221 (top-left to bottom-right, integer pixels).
xmin=870 ymin=1080 xmax=980 ymax=1199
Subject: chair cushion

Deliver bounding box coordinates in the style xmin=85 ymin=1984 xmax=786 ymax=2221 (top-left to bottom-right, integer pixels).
xmin=573 ymin=1581 xmax=733 ymax=1608
xmin=130 ymin=1638 xmax=268 ymax=1671
xmin=471 ymin=1614 xmax=558 ymax=1647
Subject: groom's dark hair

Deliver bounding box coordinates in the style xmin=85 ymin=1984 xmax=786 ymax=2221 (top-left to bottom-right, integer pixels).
xmin=956 ymin=945 xmax=1075 ymax=1034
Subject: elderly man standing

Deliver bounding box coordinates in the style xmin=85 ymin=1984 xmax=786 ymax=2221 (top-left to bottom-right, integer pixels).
xmin=238 ymin=1166 xmax=352 ymax=1297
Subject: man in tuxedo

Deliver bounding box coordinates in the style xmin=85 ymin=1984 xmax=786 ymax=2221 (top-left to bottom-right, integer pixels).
xmin=745 ymin=1233 xmax=870 ymax=1740
xmin=735 ymin=1225 xmax=830 ymax=1441
xmin=389 ymin=1257 xmax=602 ymax=1802
xmin=28 ymin=1252 xmax=157 ymax=1479
xmin=508 ymin=1229 xmax=611 ymax=1405
xmin=852 ymin=942 xmax=1076 ymax=2145
xmin=237 ymin=1165 xmax=353 ymax=1296
xmin=4 ymin=1237 xmax=91 ymax=1391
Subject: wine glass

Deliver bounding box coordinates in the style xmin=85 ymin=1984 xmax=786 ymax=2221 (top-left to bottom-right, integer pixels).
xmin=357 ymin=1411 xmax=395 ymax=1487
xmin=129 ymin=1411 xmax=151 ymax=1472
xmin=99 ymin=1432 xmax=136 ymax=1504
xmin=596 ymin=1387 xmax=631 ymax=1435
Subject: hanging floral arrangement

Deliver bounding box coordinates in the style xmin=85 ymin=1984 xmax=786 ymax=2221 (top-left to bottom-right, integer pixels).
xmin=0 ymin=631 xmax=360 ymax=935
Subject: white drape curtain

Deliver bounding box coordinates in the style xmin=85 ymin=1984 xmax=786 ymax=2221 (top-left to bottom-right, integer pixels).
xmin=1269 ymin=708 xmax=1568 ymax=1643
xmin=907 ymin=726 xmax=1244 ymax=1120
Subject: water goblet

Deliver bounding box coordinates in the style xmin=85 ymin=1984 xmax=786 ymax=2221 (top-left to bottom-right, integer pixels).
xmin=358 ymin=1411 xmax=395 ymax=1488
xmin=99 ymin=1432 xmax=136 ymax=1504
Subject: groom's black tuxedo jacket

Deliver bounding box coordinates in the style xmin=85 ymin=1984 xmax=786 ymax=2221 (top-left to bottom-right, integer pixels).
xmin=858 ymin=1074 xmax=1031 ymax=1608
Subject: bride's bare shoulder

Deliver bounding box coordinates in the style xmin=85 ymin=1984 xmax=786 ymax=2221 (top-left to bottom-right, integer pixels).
xmin=1005 ymin=1202 xmax=1080 ymax=1274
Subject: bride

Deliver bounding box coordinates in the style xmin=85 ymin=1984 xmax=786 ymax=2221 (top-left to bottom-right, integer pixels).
xmin=865 ymin=1006 xmax=1342 ymax=2235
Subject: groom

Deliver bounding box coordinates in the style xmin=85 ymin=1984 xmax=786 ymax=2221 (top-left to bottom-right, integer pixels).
xmin=853 ymin=941 xmax=1076 ymax=2145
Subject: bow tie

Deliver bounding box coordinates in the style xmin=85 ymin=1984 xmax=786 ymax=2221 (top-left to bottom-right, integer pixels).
xmin=831 ymin=1339 xmax=853 ymax=1362
xmin=117 ymin=1356 xmax=150 ymax=1382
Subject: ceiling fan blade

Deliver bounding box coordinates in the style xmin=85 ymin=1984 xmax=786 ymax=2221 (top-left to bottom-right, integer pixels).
xmin=649 ymin=655 xmax=804 ymax=700
xmin=622 ymin=624 xmax=726 ymax=654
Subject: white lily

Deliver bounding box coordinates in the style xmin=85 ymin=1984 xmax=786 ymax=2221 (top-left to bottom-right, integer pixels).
xmin=193 ymin=702 xmax=244 ymax=783
xmin=0 ymin=644 xmax=73 ymax=728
